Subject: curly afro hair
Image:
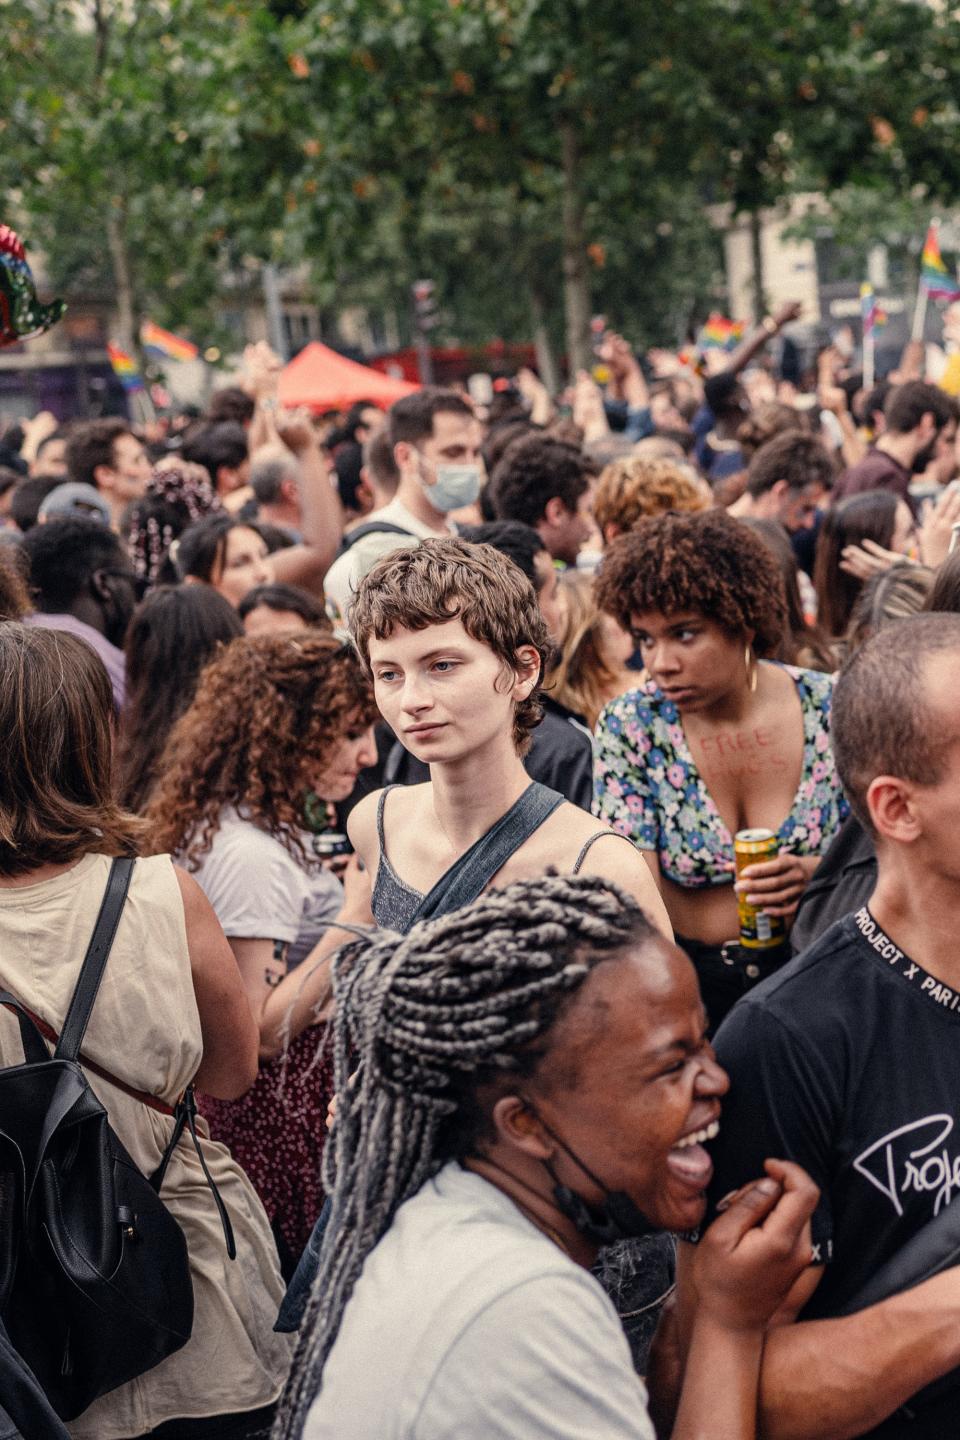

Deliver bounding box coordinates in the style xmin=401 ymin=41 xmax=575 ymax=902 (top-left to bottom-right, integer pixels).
xmin=594 ymin=509 xmax=788 ymax=657
xmin=144 ymin=630 xmax=377 ymax=869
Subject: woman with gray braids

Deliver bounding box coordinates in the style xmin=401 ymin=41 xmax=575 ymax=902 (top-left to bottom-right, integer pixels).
xmin=276 ymin=873 xmax=818 ymax=1440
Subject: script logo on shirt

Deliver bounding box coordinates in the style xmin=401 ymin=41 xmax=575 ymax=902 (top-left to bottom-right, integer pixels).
xmin=853 ymin=1115 xmax=960 ymax=1218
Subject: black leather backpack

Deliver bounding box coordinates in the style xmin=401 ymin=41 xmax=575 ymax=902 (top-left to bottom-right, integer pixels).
xmin=0 ymin=857 xmax=226 ymax=1420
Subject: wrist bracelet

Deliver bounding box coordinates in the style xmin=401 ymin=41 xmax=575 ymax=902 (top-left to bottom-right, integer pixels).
xmin=761 ymin=316 xmax=778 ymax=336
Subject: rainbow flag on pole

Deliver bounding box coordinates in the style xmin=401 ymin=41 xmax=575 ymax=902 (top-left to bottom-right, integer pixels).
xmin=860 ymin=283 xmax=888 ymax=337
xmin=921 ymin=223 xmax=960 ymax=302
xmin=140 ymin=320 xmax=199 ymax=363
xmin=697 ymin=313 xmax=745 ymax=352
xmin=107 ymin=341 xmax=144 ymax=392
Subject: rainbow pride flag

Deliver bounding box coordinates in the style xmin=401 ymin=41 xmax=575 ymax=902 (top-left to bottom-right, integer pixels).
xmin=921 ymin=223 xmax=960 ymax=302
xmin=140 ymin=320 xmax=199 ymax=363
xmin=860 ymin=283 xmax=888 ymax=337
xmin=698 ymin=313 xmax=745 ymax=351
xmin=107 ymin=342 xmax=144 ymax=392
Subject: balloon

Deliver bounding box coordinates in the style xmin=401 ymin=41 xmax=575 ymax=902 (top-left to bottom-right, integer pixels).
xmin=0 ymin=224 xmax=66 ymax=346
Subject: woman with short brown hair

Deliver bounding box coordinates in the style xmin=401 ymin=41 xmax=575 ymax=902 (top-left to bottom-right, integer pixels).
xmin=347 ymin=536 xmax=671 ymax=937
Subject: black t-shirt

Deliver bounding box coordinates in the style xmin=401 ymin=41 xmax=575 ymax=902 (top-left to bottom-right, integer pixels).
xmin=711 ymin=910 xmax=960 ymax=1428
xmin=707 ymin=907 xmax=960 ymax=1431
xmin=711 ymin=906 xmax=960 ymax=1307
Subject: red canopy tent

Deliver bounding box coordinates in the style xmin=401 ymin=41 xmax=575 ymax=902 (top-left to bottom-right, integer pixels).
xmin=277 ymin=342 xmax=419 ymax=413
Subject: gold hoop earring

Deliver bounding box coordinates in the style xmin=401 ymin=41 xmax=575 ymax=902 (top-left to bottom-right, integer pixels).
xmin=745 ymin=643 xmax=758 ymax=693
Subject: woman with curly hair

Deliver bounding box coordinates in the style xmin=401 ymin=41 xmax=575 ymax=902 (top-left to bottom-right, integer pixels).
xmin=593 ymin=455 xmax=711 ymax=547
xmin=144 ymin=630 xmax=378 ymax=1270
xmin=593 ymin=509 xmax=847 ymax=1028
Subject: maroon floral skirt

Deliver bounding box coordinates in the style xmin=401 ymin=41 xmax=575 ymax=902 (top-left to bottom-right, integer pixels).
xmin=198 ymin=1023 xmax=334 ymax=1268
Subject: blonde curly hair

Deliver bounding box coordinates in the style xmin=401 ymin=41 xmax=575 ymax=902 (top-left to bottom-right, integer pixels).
xmin=594 ymin=456 xmax=711 ymax=541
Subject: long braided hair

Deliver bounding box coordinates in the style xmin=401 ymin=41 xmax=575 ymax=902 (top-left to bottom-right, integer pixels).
xmin=274 ymin=872 xmax=655 ymax=1438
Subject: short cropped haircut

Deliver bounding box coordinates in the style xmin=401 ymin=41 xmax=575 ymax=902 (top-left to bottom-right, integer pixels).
xmin=205 ymin=386 xmax=255 ymax=426
xmin=363 ymin=428 xmax=400 ymax=497
xmin=21 ymin=515 xmax=127 ymax=609
xmin=593 ymin=456 xmax=710 ymax=538
xmin=387 ymin=388 xmax=473 ymax=448
xmin=595 ymin=509 xmax=787 ymax=657
xmin=490 ymin=434 xmax=593 ymax=528
xmin=746 ymin=432 xmax=835 ymax=500
xmin=181 ymin=421 xmax=249 ymax=481
xmin=65 ymin=418 xmax=132 ymax=489
xmin=832 ymin=613 xmax=960 ymax=831
xmin=885 ymin=381 xmax=957 ymax=437
xmin=736 ymin=401 xmax=807 ymax=463
xmin=350 ymin=536 xmax=551 ymax=755
xmin=9 ymin=475 xmax=62 ymax=532
xmin=251 ymin=451 xmax=298 ymax=505
xmin=458 ymin=519 xmax=547 ymax=590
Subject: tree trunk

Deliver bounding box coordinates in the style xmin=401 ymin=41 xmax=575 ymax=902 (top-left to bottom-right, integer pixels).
xmin=106 ymin=205 xmax=137 ymax=355
xmin=748 ymin=209 xmax=765 ymax=323
xmin=106 ymin=204 xmax=155 ymax=422
xmin=560 ymin=121 xmax=591 ymax=376
xmin=529 ymin=282 xmax=560 ymax=397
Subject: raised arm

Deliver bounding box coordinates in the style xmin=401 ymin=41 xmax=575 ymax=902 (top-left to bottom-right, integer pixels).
xmin=724 ymin=302 xmax=802 ymax=378
xmin=270 ymin=409 xmax=344 ymax=593
xmin=672 ymin=1162 xmax=818 ymax=1440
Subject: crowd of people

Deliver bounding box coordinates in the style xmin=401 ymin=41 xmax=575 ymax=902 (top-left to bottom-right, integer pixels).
xmin=4 ymin=311 xmax=960 ymax=1439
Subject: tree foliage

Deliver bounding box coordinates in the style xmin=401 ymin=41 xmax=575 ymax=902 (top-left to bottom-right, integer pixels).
xmin=4 ymin=0 xmax=960 ymax=367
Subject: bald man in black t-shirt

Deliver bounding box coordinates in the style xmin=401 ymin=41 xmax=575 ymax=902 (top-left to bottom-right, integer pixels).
xmin=660 ymin=614 xmax=960 ymax=1439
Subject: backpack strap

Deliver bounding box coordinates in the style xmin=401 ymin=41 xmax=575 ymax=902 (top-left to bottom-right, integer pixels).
xmin=0 ymin=995 xmax=176 ymax=1115
xmin=151 ymin=1087 xmax=236 ymax=1259
xmin=0 ymin=993 xmax=53 ymax=1066
xmin=408 ymin=783 xmax=564 ymax=928
xmin=55 ymin=857 xmax=135 ymax=1062
xmin=337 ymin=520 xmax=416 ymax=556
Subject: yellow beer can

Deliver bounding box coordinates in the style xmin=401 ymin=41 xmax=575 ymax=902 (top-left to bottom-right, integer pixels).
xmin=734 ymin=828 xmax=785 ymax=950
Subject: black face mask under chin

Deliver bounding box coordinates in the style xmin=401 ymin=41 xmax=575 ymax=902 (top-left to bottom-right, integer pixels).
xmin=534 ymin=1112 xmax=658 ymax=1245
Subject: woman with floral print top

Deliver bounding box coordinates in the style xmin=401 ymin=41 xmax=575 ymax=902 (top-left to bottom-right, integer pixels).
xmin=593 ymin=510 xmax=847 ymax=1028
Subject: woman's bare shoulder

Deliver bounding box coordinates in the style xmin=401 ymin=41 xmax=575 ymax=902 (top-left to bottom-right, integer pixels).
xmin=348 ymin=784 xmax=433 ymax=849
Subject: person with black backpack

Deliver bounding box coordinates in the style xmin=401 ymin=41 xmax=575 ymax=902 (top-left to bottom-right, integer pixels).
xmin=0 ymin=623 xmax=293 ymax=1438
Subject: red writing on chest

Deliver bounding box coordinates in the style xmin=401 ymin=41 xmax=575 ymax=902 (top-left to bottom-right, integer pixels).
xmin=693 ymin=727 xmax=790 ymax=779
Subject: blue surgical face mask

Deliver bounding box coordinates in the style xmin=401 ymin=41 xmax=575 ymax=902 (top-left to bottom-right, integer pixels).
xmin=416 ymin=451 xmax=482 ymax=513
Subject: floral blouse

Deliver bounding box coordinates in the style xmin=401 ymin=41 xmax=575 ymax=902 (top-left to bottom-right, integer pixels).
xmin=592 ymin=665 xmax=849 ymax=890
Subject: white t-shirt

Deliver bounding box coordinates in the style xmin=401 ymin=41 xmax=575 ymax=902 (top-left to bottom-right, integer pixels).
xmin=189 ymin=809 xmax=342 ymax=954
xmin=304 ymin=1163 xmax=655 ymax=1440
xmin=324 ymin=498 xmax=451 ymax=621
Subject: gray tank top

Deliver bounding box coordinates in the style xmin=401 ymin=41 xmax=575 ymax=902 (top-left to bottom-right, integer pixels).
xmin=371 ymin=785 xmax=635 ymax=934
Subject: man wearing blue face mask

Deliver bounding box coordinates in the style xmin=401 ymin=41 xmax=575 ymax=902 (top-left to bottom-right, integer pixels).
xmin=324 ymin=389 xmax=484 ymax=621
